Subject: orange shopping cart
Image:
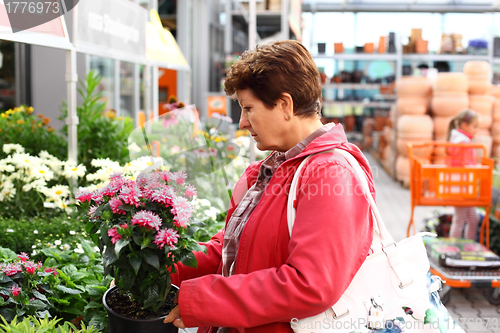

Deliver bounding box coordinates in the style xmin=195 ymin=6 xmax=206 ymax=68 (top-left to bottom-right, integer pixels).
xmin=407 ymin=141 xmax=499 ymax=304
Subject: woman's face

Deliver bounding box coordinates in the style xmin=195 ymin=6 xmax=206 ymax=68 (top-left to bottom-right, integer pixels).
xmin=237 ymin=89 xmax=287 ymax=151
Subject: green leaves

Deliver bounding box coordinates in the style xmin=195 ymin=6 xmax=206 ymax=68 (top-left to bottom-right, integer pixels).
xmin=179 ymin=252 xmax=197 ymax=268
xmin=114 ymin=238 xmax=130 ymax=258
xmin=140 ymin=250 xmax=160 ymax=271
xmin=128 ymin=253 xmax=142 ymax=275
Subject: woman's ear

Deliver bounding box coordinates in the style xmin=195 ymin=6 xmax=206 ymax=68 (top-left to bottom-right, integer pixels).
xmin=279 ymin=93 xmax=294 ymax=121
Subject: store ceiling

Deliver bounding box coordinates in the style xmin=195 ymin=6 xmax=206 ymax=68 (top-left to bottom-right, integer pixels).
xmin=302 ymin=0 xmax=500 ymax=13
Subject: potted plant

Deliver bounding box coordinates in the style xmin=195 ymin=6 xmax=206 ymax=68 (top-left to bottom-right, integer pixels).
xmin=76 ymin=169 xmax=206 ymax=332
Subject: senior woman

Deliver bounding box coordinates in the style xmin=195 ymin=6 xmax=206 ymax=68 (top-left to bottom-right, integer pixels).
xmin=165 ymin=40 xmax=375 ymax=333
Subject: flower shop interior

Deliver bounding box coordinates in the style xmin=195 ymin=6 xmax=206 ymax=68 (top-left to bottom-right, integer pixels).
xmin=2 ymin=0 xmax=500 ymax=332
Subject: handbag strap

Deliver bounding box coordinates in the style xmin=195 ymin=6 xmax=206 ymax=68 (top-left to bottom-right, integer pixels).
xmin=287 ymin=148 xmax=395 ymax=249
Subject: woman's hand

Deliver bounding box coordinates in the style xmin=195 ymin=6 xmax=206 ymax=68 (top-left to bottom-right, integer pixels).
xmin=164 ymin=305 xmax=186 ymax=328
xmin=164 ymin=289 xmax=186 ymax=329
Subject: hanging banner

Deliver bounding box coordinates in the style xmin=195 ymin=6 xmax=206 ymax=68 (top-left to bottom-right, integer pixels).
xmin=146 ymin=10 xmax=190 ymax=71
xmin=75 ymin=0 xmax=147 ymax=60
xmin=0 ymin=0 xmax=73 ymax=49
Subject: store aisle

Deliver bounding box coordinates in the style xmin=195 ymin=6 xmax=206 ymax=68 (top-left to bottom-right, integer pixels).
xmin=365 ymin=151 xmax=440 ymax=242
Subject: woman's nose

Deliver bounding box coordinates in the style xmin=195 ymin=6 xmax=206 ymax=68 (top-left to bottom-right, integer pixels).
xmin=239 ymin=113 xmax=249 ymax=130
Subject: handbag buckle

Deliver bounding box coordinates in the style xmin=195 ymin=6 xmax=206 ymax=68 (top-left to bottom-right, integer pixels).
xmin=332 ymin=309 xmax=350 ymax=320
xmin=381 ymin=243 xmax=397 ymax=254
xmin=399 ymin=279 xmax=414 ymax=289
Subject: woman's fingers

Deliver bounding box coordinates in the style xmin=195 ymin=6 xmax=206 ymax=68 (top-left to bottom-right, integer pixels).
xmin=164 ymin=305 xmax=186 ymax=328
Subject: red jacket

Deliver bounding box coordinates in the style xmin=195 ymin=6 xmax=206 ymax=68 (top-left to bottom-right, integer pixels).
xmin=171 ymin=124 xmax=374 ymax=333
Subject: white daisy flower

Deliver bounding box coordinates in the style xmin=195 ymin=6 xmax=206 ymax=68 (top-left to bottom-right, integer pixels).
xmin=31 ymin=164 xmax=54 ymax=181
xmin=3 ymin=144 xmax=25 ymax=154
xmin=62 ymin=162 xmax=87 ymax=179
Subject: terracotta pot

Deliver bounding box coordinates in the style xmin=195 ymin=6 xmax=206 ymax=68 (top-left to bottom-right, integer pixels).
xmin=334 ymin=43 xmax=344 ymax=53
xmin=433 ymin=116 xmax=454 ymax=136
xmin=492 ymin=85 xmax=500 ymax=98
xmin=396 ymin=77 xmax=432 ymax=97
xmin=433 ymin=73 xmax=468 ymax=92
xmin=431 ymin=94 xmax=469 ymax=117
xmin=473 ymin=135 xmax=493 ymax=156
xmin=396 ymin=96 xmax=428 ymax=115
xmin=396 ymin=156 xmax=410 ymax=183
xmin=468 ymin=80 xmax=492 ymax=95
xmin=378 ymin=36 xmax=386 ymax=54
xmin=479 ymin=114 xmax=493 ymax=129
xmin=415 ymin=39 xmax=428 ymax=54
xmin=364 ymin=43 xmax=374 ymax=53
xmin=463 ymin=60 xmax=491 ymax=76
xmin=397 ymin=137 xmax=433 ymax=157
xmin=344 ymin=115 xmax=355 ymax=132
xmin=493 ymin=107 xmax=500 ymax=121
xmin=397 ymin=114 xmax=433 ymax=136
xmin=469 ymin=94 xmax=493 ymax=115
xmin=103 ymin=286 xmax=179 ymax=333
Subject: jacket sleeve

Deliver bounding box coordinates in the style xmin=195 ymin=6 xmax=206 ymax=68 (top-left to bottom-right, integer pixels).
xmin=170 ymin=230 xmax=224 ymax=287
xmin=178 ymin=161 xmax=373 ymax=328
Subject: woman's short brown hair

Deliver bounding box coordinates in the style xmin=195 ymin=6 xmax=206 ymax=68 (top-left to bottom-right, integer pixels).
xmin=224 ymin=40 xmax=322 ymax=118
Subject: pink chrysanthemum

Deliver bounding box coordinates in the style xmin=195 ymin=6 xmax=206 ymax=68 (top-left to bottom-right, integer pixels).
xmin=1 ymin=263 xmax=22 ymax=276
xmin=131 ymin=211 xmax=162 ymax=231
xmin=24 ymin=261 xmax=37 ymax=275
xmin=17 ymin=253 xmax=29 ymax=262
xmin=172 ymin=196 xmax=193 ymax=228
xmin=108 ymin=224 xmax=128 ymax=244
xmin=109 ymin=198 xmax=127 ymax=215
xmin=75 ymin=189 xmax=92 ymax=202
xmin=150 ymin=187 xmax=175 ymax=207
xmin=91 ymin=187 xmax=105 ymax=205
xmin=10 ymin=285 xmax=20 ymax=297
xmin=159 ymin=171 xmax=174 ymax=183
xmin=44 ymin=267 xmax=58 ymax=276
xmin=88 ymin=205 xmax=100 ymax=219
xmin=185 ymin=185 xmax=197 ymax=198
xmin=154 ymin=228 xmax=179 ymax=249
xmin=101 ymin=173 xmax=125 ymax=197
xmin=173 ymin=171 xmax=187 ymax=185
xmin=119 ymin=185 xmax=142 ymax=207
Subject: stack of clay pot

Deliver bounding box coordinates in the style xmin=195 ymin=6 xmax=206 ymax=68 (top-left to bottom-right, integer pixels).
xmin=491 ymin=85 xmax=500 ymax=159
xmin=464 ymin=61 xmax=493 ymax=157
xmin=395 ymin=77 xmax=432 ymax=185
xmin=431 ymin=72 xmax=470 ymax=164
xmin=431 ymin=72 xmax=469 ymax=141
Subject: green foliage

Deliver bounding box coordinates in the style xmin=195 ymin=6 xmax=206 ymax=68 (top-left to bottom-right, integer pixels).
xmin=0 ymin=315 xmax=100 ymax=333
xmin=0 ymin=250 xmax=63 ymax=322
xmin=0 ymin=215 xmax=85 ymax=259
xmin=60 ymin=70 xmax=134 ymax=179
xmin=40 ymin=240 xmax=112 ymax=332
xmin=0 ymin=106 xmax=66 ymax=160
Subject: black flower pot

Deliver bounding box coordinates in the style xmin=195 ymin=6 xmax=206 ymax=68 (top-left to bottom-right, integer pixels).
xmin=103 ymin=286 xmax=179 ymax=333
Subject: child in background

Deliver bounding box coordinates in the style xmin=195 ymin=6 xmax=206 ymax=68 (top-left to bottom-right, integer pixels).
xmin=447 ymin=109 xmax=479 ymax=240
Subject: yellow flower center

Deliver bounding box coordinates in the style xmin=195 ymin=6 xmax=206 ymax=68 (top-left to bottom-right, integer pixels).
xmin=39 ymin=170 xmax=45 ymax=174
xmin=72 ymin=167 xmax=78 ymax=171
xmin=147 ymin=162 xmax=154 ymax=166
xmin=55 ymin=190 xmax=63 ymax=195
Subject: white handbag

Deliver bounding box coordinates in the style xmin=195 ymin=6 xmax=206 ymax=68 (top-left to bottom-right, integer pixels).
xmin=287 ymin=149 xmax=464 ymax=333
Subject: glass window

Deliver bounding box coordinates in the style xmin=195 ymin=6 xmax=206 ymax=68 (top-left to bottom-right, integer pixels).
xmin=120 ymin=62 xmax=135 ymax=119
xmin=0 ymin=41 xmax=16 ymax=111
xmin=89 ymin=56 xmax=115 ymax=111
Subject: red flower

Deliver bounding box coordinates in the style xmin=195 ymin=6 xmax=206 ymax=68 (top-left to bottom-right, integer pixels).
xmin=10 ymin=285 xmax=20 ymax=297
xmin=17 ymin=252 xmax=29 ymax=262
xmin=154 ymin=228 xmax=179 ymax=249
xmin=24 ymin=261 xmax=37 ymax=274
xmin=44 ymin=267 xmax=58 ymax=276
xmin=109 ymin=198 xmax=127 ymax=215
xmin=75 ymin=189 xmax=92 ymax=202
xmin=131 ymin=211 xmax=162 ymax=231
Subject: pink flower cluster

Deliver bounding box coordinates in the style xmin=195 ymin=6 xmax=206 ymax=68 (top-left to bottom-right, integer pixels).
xmin=131 ymin=211 xmax=162 ymax=231
xmin=109 ymin=198 xmax=127 ymax=215
xmin=10 ymin=285 xmax=20 ymax=297
xmin=1 ymin=263 xmax=22 ymax=276
xmin=108 ymin=224 xmax=128 ymax=244
xmin=172 ymin=196 xmax=193 ymax=228
xmin=154 ymin=228 xmax=179 ymax=249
